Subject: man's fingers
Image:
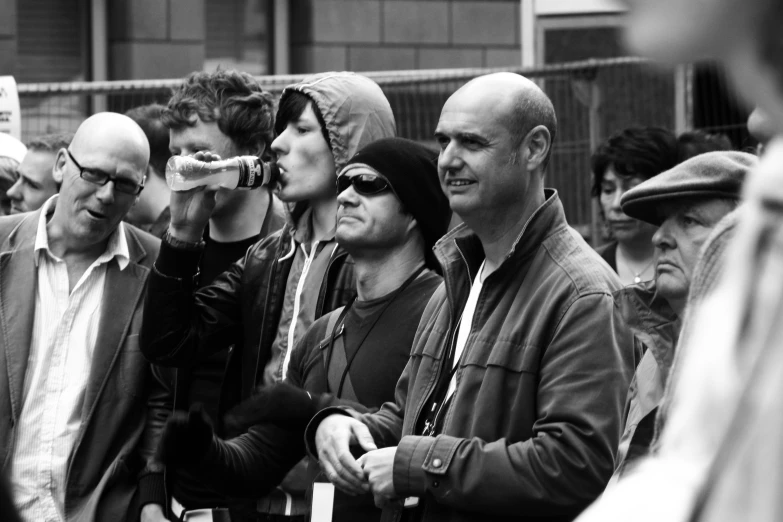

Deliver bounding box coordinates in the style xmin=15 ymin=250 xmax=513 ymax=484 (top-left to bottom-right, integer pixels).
xmin=322 ymin=442 xmax=368 ymax=494
xmin=352 ymin=423 xmax=378 ymax=452
xmin=320 ymin=457 xmax=365 ymax=496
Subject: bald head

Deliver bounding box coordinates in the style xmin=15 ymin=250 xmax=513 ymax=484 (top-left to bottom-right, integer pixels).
xmin=451 ymin=73 xmax=557 ymax=169
xmin=48 ymin=112 xmax=152 ymax=251
xmin=71 ymin=112 xmax=150 ymax=176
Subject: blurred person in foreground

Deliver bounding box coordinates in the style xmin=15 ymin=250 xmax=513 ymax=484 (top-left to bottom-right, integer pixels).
xmin=0 ymin=112 xmax=163 ymax=521
xmin=140 ymin=72 xmax=395 ymax=522
xmin=156 ymin=137 xmax=451 ymax=522
xmin=308 ymin=72 xmax=635 ymax=522
xmin=574 ymin=1 xmax=783 ymax=521
xmin=135 ymin=70 xmax=286 ymax=522
xmin=608 ymin=151 xmax=755 ymax=483
xmin=124 ymin=104 xmax=172 ymax=238
xmin=592 ymin=127 xmax=679 ymax=285
xmin=0 ymin=133 xmax=27 ymax=215
xmin=6 ymin=133 xmax=72 ymax=214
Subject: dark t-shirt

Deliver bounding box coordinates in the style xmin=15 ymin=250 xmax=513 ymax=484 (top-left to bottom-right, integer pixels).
xmin=291 ymin=269 xmax=442 ymax=407
xmin=337 ymin=274 xmax=436 ymax=406
xmin=172 ymin=232 xmax=261 ymax=509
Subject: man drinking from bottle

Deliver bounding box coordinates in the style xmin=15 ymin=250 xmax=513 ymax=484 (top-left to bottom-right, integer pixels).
xmin=140 ymin=72 xmax=396 ymax=522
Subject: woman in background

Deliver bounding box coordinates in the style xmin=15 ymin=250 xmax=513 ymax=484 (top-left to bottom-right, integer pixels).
xmin=592 ymin=127 xmax=679 ymax=285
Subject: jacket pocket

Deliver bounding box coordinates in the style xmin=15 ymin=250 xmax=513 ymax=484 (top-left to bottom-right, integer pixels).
xmin=461 ymin=338 xmax=542 ymax=374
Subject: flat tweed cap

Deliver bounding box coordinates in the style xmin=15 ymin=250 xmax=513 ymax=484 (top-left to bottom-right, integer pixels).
xmin=620 ymin=150 xmax=757 ymax=225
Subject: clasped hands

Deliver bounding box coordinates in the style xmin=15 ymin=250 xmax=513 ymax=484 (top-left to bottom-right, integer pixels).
xmin=315 ymin=414 xmax=399 ymax=508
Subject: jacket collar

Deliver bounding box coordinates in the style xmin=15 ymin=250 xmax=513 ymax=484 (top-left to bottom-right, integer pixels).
xmin=614 ymin=280 xmax=681 ymax=377
xmin=434 ymin=189 xmax=566 ymax=282
xmin=33 ymin=196 xmax=131 ymax=270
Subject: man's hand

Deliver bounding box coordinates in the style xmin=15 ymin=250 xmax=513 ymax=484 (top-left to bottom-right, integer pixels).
xmin=358 ymin=447 xmax=399 ymax=509
xmin=157 ymin=403 xmax=215 ymax=469
xmin=224 ymin=382 xmax=325 ymax=434
xmin=140 ymin=503 xmax=170 ymax=522
xmin=168 ymin=151 xmax=222 ymax=243
xmin=315 ymin=414 xmax=378 ymax=496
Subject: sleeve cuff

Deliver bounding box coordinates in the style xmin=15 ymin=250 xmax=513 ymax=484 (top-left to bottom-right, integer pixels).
xmin=393 ymin=435 xmax=433 ymax=497
xmin=393 ymin=434 xmax=465 ymax=498
xmin=304 ymin=406 xmax=356 ymax=460
xmin=156 ymin=237 xmax=203 ymax=277
xmin=137 ymin=471 xmax=166 ymax=509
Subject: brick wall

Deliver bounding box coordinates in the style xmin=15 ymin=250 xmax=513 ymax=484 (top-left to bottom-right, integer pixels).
xmin=0 ymin=0 xmax=17 ymax=75
xmin=290 ymin=0 xmax=521 ymax=73
xmin=109 ymin=0 xmax=206 ymax=80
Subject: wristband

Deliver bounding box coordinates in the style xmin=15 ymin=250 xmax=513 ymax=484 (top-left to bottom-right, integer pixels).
xmin=163 ymin=228 xmax=205 ymax=251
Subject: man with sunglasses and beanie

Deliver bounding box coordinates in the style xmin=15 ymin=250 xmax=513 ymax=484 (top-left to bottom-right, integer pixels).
xmin=0 ymin=112 xmax=165 ymax=521
xmin=154 ymin=137 xmax=450 ymax=522
xmin=140 ymin=72 xmax=396 ymax=521
xmin=309 ymin=73 xmax=635 ymax=522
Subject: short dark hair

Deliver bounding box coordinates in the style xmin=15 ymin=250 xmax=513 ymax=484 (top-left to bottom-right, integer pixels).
xmin=274 ymin=90 xmax=331 ymax=149
xmin=591 ymin=126 xmax=679 ymax=197
xmin=125 ymin=104 xmax=170 ymax=178
xmin=26 ymin=132 xmax=73 ymax=153
xmin=162 ymin=69 xmax=275 ymax=157
xmin=676 ymin=130 xmax=733 ymax=162
xmin=506 ymin=95 xmax=558 ymax=170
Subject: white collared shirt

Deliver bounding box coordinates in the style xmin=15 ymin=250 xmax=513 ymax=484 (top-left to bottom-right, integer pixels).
xmin=9 ymin=196 xmax=129 ymax=521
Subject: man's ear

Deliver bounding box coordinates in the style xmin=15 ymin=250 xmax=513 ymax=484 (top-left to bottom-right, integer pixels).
xmin=523 ymin=125 xmax=551 ymax=172
xmin=51 ymin=148 xmax=67 ymax=184
xmin=406 ymin=216 xmax=419 ymax=235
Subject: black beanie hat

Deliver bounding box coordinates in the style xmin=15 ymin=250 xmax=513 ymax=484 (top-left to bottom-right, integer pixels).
xmin=340 ymin=137 xmax=451 ymax=255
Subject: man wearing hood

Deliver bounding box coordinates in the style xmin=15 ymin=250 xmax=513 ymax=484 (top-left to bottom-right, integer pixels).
xmin=140 ymin=72 xmax=396 ymax=521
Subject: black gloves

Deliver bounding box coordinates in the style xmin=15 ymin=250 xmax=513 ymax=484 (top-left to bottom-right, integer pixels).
xmin=157 ymin=403 xmax=215 ymax=470
xmin=223 ymin=382 xmax=329 ymax=434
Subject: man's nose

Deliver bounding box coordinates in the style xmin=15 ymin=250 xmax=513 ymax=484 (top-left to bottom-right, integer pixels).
xmin=438 ymin=142 xmax=463 ymax=173
xmin=652 ymin=219 xmax=674 ymax=250
xmin=271 ymin=130 xmax=288 ymax=156
xmin=95 ymin=181 xmax=115 ymax=204
xmin=336 ymin=184 xmax=359 ymax=206
xmin=6 ymin=178 xmax=22 ymax=200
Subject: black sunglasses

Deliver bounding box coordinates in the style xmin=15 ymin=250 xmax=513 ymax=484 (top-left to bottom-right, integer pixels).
xmin=67 ymin=149 xmax=145 ymax=196
xmin=336 ymin=173 xmax=392 ymax=196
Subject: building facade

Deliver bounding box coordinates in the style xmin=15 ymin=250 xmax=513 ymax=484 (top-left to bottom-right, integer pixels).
xmin=0 ymin=0 xmax=627 ymax=83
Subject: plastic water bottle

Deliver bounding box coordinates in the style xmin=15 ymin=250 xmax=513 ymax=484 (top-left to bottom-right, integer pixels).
xmin=165 ymin=155 xmax=280 ymax=191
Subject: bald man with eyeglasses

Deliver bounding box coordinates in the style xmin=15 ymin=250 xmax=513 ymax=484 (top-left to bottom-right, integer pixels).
xmin=0 ymin=112 xmax=166 ymax=522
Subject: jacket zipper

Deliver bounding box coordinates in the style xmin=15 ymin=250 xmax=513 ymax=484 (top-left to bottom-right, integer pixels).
xmin=409 ymin=243 xmax=470 ymax=434
xmin=251 ymin=236 xmax=292 ymax=392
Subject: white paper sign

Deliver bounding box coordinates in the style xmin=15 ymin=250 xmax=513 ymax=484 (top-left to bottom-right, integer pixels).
xmin=0 ymin=76 xmax=22 ymax=140
xmin=310 ymin=482 xmax=335 ymax=522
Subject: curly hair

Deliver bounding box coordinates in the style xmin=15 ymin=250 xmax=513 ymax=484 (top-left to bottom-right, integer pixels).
xmin=591 ymin=126 xmax=679 ymax=197
xmin=162 ymin=69 xmax=275 ymax=157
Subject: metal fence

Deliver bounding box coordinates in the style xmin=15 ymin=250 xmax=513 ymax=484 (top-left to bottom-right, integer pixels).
xmin=16 ymin=57 xmax=745 ymax=238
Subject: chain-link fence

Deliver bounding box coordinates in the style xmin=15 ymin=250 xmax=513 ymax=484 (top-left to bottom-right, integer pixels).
xmin=17 ymin=57 xmax=742 ymax=239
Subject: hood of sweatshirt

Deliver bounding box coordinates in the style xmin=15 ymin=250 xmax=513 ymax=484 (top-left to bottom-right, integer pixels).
xmin=279 ymin=72 xmax=397 ymax=224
